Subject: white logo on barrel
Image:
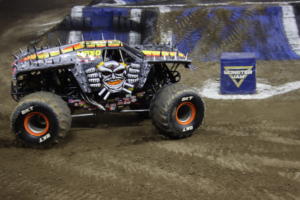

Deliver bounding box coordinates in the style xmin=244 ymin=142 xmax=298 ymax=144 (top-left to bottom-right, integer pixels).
xmin=224 ymin=66 xmax=253 ymax=88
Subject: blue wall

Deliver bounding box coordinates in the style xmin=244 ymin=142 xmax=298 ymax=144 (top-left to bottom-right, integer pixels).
xmin=82 ymin=7 xmax=130 ymax=42
xmin=82 ymin=5 xmax=300 ymax=61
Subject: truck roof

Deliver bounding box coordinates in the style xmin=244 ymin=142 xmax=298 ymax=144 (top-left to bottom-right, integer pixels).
xmin=17 ymin=40 xmax=125 ymax=63
xmin=14 ymin=39 xmax=190 ymax=68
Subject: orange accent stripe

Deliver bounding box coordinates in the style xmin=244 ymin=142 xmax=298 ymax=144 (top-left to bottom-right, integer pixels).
xmin=18 ymin=40 xmax=126 ymax=62
xmin=142 ymin=50 xmax=186 ymax=57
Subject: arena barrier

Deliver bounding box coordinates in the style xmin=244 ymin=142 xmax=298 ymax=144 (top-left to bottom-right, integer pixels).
xmin=65 ymin=3 xmax=300 ymax=61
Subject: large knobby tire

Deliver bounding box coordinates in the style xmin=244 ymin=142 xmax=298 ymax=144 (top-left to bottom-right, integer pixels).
xmin=11 ymin=92 xmax=72 ymax=148
xmin=151 ymin=84 xmax=205 ymax=139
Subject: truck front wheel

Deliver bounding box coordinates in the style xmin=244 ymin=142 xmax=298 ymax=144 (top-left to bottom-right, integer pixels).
xmin=11 ymin=92 xmax=71 ymax=147
xmin=151 ymin=84 xmax=205 ymax=139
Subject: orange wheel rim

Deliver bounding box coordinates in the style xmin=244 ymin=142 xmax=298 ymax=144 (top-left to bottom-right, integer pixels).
xmin=24 ymin=112 xmax=50 ymax=137
xmin=176 ymin=102 xmax=196 ymax=125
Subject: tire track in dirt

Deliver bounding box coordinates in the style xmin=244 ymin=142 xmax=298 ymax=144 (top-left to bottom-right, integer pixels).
xmin=89 ymin=152 xmax=219 ymax=195
xmin=90 ymin=144 xmax=295 ymax=199
xmin=85 ymin=141 xmax=294 ymax=199
xmin=152 ymin=141 xmax=300 ymax=200
xmin=0 ymin=170 xmax=99 ymax=200
xmin=42 ymin=155 xmax=123 ymax=182
xmin=40 ymin=151 xmax=220 ymax=199
xmin=157 ymin=140 xmax=300 ymax=169
xmin=34 ymin=120 xmax=300 ymax=200
xmin=41 ymin=154 xmax=184 ymax=199
xmin=205 ymin=123 xmax=300 ymax=137
xmin=278 ymin=171 xmax=300 ymax=183
xmin=258 ymin=134 xmax=300 ymax=146
xmin=204 ymin=124 xmax=300 ymax=146
xmin=206 ymin=129 xmax=300 ymax=150
xmin=153 ymin=141 xmax=261 ymax=173
xmin=262 ymin=189 xmax=299 ymax=200
xmin=153 ymin=140 xmax=300 ymax=175
xmin=200 ymin=131 xmax=293 ymax=154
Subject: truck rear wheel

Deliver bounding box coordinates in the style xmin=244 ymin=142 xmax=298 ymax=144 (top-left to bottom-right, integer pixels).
xmin=11 ymin=92 xmax=71 ymax=148
xmin=151 ymin=84 xmax=205 ymax=139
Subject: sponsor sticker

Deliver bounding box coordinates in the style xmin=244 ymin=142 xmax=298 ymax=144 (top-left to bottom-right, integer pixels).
xmin=77 ymin=50 xmax=102 ymax=58
xmin=181 ymin=96 xmax=194 ymax=102
xmin=21 ymin=106 xmax=34 ymax=115
xmin=39 ymin=133 xmax=51 ymax=143
xmin=224 ymin=66 xmax=253 ymax=88
xmin=183 ymin=126 xmax=193 ymax=132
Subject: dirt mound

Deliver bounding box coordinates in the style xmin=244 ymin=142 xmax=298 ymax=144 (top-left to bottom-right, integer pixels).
xmin=156 ymin=5 xmax=299 ymax=60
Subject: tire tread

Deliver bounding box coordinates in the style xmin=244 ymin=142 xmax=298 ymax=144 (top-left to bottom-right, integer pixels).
xmin=11 ymin=92 xmax=71 ymax=148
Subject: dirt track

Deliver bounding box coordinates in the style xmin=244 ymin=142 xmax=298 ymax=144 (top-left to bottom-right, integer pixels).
xmin=1 ymin=79 xmax=300 ymax=199
xmin=0 ymin=1 xmax=300 ymax=200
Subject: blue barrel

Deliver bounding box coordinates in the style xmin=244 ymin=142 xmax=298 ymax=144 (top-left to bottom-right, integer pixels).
xmin=220 ymin=52 xmax=256 ymax=94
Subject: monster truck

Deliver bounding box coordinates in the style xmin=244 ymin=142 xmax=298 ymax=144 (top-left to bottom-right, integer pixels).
xmin=10 ymin=39 xmax=205 ymax=147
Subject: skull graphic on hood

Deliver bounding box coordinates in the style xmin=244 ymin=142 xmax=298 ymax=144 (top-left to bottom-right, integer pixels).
xmin=96 ymin=60 xmax=135 ymax=100
xmin=98 ymin=61 xmax=126 ymax=93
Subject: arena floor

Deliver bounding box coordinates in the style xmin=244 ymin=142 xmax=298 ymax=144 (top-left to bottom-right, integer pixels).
xmin=0 ymin=1 xmax=299 ymax=199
